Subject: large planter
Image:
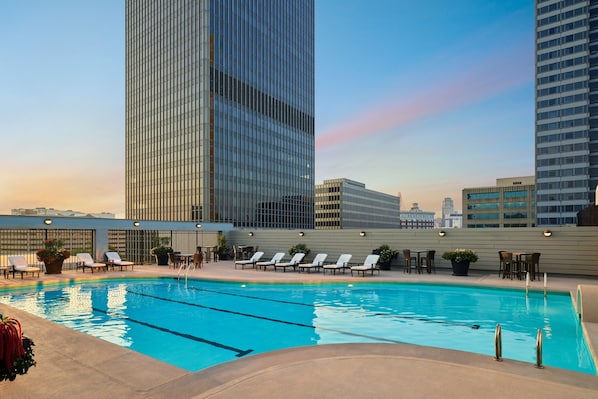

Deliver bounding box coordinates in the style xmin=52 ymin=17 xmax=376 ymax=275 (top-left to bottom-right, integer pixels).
xmin=378 ymin=260 xmax=391 ymax=270
xmin=44 ymin=259 xmax=64 ymax=274
xmin=156 ymin=254 xmax=169 ymax=266
xmin=451 ymin=260 xmax=470 ymax=276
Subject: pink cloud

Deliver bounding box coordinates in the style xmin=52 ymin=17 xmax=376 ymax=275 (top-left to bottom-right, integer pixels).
xmin=316 ymin=42 xmax=533 ymax=149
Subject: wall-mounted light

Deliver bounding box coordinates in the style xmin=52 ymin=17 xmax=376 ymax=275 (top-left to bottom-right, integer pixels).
xmin=438 ymin=230 xmax=446 ymax=237
xmin=248 ymin=232 xmax=254 ymax=237
xmin=133 ymin=221 xmax=140 ymax=227
xmin=299 ymin=231 xmax=305 ymax=237
xmin=195 ymin=223 xmax=202 ymax=229
xmin=543 ymin=230 xmax=552 ymax=237
xmin=359 ymin=231 xmax=366 ymax=237
xmin=43 ymin=218 xmax=52 ymax=225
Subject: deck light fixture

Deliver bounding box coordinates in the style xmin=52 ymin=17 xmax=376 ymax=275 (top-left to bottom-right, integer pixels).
xmin=438 ymin=230 xmax=446 ymax=237
xmin=248 ymin=232 xmax=254 ymax=237
xmin=299 ymin=231 xmax=305 ymax=237
xmin=43 ymin=218 xmax=52 ymax=225
xmin=543 ymin=230 xmax=552 ymax=237
xmin=133 ymin=221 xmax=140 ymax=227
xmin=195 ymin=223 xmax=202 ymax=229
xmin=359 ymin=231 xmax=366 ymax=237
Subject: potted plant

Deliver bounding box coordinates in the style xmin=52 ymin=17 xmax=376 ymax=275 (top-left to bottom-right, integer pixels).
xmin=374 ymin=244 xmax=398 ymax=270
xmin=0 ymin=314 xmax=36 ymax=382
xmin=442 ymin=248 xmax=479 ymax=276
xmin=289 ymin=243 xmax=310 ymax=258
xmin=36 ymin=239 xmax=71 ymax=274
xmin=151 ymin=237 xmax=174 ymax=266
xmin=217 ymin=234 xmax=230 ymax=260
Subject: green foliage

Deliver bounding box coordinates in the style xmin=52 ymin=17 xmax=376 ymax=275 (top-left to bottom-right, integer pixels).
xmin=442 ymin=248 xmax=479 ymax=263
xmin=151 ymin=236 xmax=173 ymax=256
xmin=289 ymin=243 xmax=310 ymax=257
xmin=375 ymin=244 xmax=398 ymax=263
xmin=217 ymin=234 xmax=229 ymax=255
xmin=36 ymin=239 xmax=70 ymax=263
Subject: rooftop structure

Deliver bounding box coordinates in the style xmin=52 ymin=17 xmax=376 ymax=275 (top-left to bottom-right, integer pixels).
xmin=399 ymin=203 xmax=435 ymax=229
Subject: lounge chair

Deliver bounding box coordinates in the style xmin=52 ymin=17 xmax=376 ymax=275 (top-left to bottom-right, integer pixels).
xmin=297 ymin=253 xmax=328 ymax=273
xmin=8 ymin=256 xmax=41 ymax=279
xmin=235 ymin=251 xmax=264 ymax=269
xmin=322 ymin=254 xmax=352 ymax=275
xmin=105 ymin=252 xmax=135 ymax=271
xmin=274 ymin=253 xmax=306 ymax=272
xmin=256 ymin=252 xmax=285 ymax=271
xmin=76 ymin=253 xmax=107 ymax=273
xmin=350 ymin=254 xmax=381 ymax=277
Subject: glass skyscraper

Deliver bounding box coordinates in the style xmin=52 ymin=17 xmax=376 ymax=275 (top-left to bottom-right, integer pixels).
xmin=125 ymin=0 xmax=314 ymax=228
xmin=535 ymin=0 xmax=598 ymax=225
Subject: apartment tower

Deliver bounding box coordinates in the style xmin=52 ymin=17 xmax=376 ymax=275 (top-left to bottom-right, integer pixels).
xmin=125 ymin=0 xmax=315 ymax=228
xmin=535 ymin=0 xmax=598 ymax=225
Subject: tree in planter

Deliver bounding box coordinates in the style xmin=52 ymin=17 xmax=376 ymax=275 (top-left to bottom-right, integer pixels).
xmin=151 ymin=237 xmax=174 ymax=265
xmin=0 ymin=314 xmax=36 ymax=382
xmin=289 ymin=243 xmax=310 ymax=258
xmin=374 ymin=244 xmax=398 ymax=270
xmin=217 ymin=234 xmax=230 ymax=259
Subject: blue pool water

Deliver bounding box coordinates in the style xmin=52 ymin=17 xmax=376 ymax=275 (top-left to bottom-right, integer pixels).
xmin=0 ymin=278 xmax=595 ymax=374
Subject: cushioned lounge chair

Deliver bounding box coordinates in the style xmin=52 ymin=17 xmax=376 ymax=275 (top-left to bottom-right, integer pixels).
xmin=8 ymin=256 xmax=40 ymax=279
xmin=350 ymin=254 xmax=381 ymax=277
xmin=274 ymin=253 xmax=305 ymax=272
xmin=297 ymin=253 xmax=328 ymax=273
xmin=76 ymin=253 xmax=107 ymax=273
xmin=234 ymin=251 xmax=264 ymax=269
xmin=105 ymin=252 xmax=135 ymax=271
xmin=256 ymin=252 xmax=285 ymax=271
xmin=322 ymin=254 xmax=352 ymax=275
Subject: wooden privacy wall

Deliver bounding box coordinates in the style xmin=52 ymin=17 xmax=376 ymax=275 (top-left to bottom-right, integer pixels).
xmin=228 ymin=227 xmax=598 ymax=276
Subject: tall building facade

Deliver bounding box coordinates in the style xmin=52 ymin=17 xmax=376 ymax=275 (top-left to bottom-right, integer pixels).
xmin=125 ymin=0 xmax=315 ymax=228
xmin=535 ymin=0 xmax=598 ymax=226
xmin=315 ymin=179 xmax=401 ymax=229
xmin=462 ymin=176 xmax=536 ymax=228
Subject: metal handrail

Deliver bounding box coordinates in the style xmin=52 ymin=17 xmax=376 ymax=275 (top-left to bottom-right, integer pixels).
xmin=536 ymin=328 xmax=544 ymax=368
xmin=494 ymin=323 xmax=502 ymax=361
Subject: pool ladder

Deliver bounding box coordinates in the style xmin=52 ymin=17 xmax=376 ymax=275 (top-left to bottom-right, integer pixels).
xmin=176 ymin=259 xmax=193 ymax=284
xmin=494 ymin=323 xmax=543 ymax=368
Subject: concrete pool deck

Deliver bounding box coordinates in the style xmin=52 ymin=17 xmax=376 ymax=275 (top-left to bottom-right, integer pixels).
xmin=1 ymin=262 xmax=597 ymax=398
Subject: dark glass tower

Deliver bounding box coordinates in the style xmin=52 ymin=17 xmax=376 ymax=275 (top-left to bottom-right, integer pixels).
xmin=125 ymin=0 xmax=314 ymax=228
xmin=535 ymin=0 xmax=598 ymax=225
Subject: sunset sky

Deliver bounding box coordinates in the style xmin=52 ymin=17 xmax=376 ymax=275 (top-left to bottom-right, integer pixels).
xmin=0 ymin=0 xmax=535 ymax=218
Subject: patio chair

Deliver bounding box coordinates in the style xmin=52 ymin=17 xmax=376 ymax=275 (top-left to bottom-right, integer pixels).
xmin=522 ymin=252 xmax=541 ymax=281
xmin=76 ymin=253 xmax=107 ymax=273
xmin=350 ymin=254 xmax=381 ymax=277
xmin=234 ymin=251 xmax=264 ymax=269
xmin=274 ymin=253 xmax=306 ymax=272
xmin=255 ymin=252 xmax=285 ymax=271
xmin=420 ymin=250 xmax=436 ymax=273
xmin=297 ymin=253 xmax=328 ymax=273
xmin=322 ymin=254 xmax=352 ymax=275
xmin=403 ymin=249 xmax=419 ymax=274
xmin=499 ymin=251 xmax=514 ymax=279
xmin=8 ymin=256 xmax=41 ymax=279
xmin=105 ymin=252 xmax=135 ymax=271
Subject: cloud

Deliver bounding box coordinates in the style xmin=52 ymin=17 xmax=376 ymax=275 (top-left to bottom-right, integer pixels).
xmin=316 ymin=41 xmax=533 ymax=149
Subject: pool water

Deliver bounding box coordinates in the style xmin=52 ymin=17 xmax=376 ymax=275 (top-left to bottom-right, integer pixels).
xmin=0 ymin=278 xmax=595 ymax=374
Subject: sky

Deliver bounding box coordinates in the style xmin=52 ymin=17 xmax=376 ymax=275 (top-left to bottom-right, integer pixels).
xmin=0 ymin=0 xmax=535 ymax=219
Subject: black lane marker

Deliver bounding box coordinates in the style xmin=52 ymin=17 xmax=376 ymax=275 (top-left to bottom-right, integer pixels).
xmin=91 ymin=306 xmax=253 ymax=357
xmin=184 ymin=285 xmax=481 ymax=330
xmin=126 ymin=289 xmax=408 ymax=344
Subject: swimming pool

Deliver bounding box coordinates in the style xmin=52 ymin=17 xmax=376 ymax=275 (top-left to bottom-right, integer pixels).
xmin=0 ymin=278 xmax=595 ymax=374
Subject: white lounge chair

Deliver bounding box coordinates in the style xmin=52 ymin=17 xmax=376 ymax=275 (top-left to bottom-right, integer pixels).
xmin=76 ymin=253 xmax=107 ymax=273
xmin=105 ymin=252 xmax=135 ymax=271
xmin=8 ymin=256 xmax=41 ymax=279
xmin=297 ymin=253 xmax=328 ymax=273
xmin=234 ymin=251 xmax=264 ymax=269
xmin=350 ymin=254 xmax=381 ymax=277
xmin=322 ymin=254 xmax=352 ymax=275
xmin=256 ymin=252 xmax=285 ymax=271
xmin=274 ymin=253 xmax=306 ymax=272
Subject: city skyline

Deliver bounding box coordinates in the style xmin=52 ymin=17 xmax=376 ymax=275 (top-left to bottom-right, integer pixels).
xmin=0 ymin=1 xmax=534 ymax=219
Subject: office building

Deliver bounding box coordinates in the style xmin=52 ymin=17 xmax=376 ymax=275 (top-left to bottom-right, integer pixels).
xmin=462 ymin=176 xmax=536 ymax=228
xmin=125 ymin=0 xmax=315 ymax=228
xmin=399 ymin=203 xmax=435 ymax=229
xmin=535 ymin=0 xmax=598 ymax=226
xmin=314 ymin=178 xmax=400 ymax=229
